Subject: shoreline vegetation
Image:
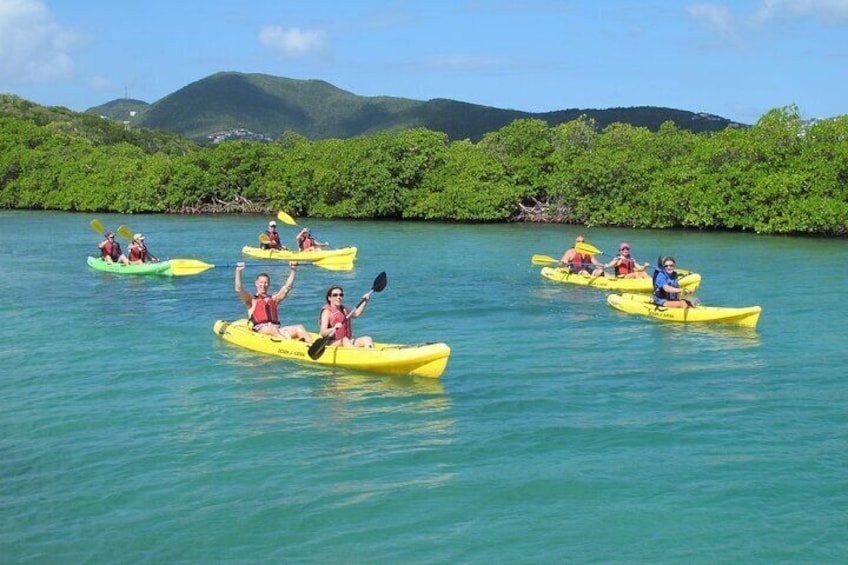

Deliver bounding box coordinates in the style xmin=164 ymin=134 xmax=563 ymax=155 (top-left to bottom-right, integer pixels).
xmin=1 ymin=95 xmax=845 ymax=236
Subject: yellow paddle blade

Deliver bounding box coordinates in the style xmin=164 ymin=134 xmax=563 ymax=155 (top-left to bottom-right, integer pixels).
xmin=117 ymin=225 xmax=134 ymax=240
xmin=258 ymin=233 xmax=270 ymax=243
xmin=89 ymin=218 xmax=105 ymax=234
xmin=313 ymin=259 xmax=354 ymax=271
xmin=276 ymin=211 xmax=299 ymax=226
xmin=575 ymin=241 xmax=603 ymax=255
xmin=531 ymin=254 xmax=559 ymax=265
xmin=169 ymin=259 xmax=215 ymax=276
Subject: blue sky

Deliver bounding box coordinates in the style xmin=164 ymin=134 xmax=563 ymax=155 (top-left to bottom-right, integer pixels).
xmin=1 ymin=0 xmax=846 ymax=124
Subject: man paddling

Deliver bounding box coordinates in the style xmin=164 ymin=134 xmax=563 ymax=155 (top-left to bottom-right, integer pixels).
xmin=559 ymin=235 xmax=603 ymax=276
xmin=261 ymin=220 xmax=285 ymax=250
xmin=98 ymin=232 xmax=129 ymax=264
xmin=234 ymin=262 xmax=313 ymax=342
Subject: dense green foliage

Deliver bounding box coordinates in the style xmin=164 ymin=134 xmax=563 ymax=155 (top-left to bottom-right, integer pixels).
xmin=86 ymin=72 xmax=738 ymax=143
xmin=1 ymin=95 xmax=845 ymax=235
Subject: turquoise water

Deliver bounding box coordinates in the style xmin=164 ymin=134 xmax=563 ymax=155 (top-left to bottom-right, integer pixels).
xmin=2 ymin=211 xmax=846 ymax=563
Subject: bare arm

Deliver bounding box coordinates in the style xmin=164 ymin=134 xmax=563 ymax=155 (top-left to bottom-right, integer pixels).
xmin=234 ymin=263 xmax=253 ymax=307
xmin=319 ymin=308 xmax=334 ymax=337
xmin=558 ymin=249 xmax=575 ymax=267
xmin=349 ymin=293 xmax=370 ymax=318
xmin=272 ymin=262 xmax=297 ymax=302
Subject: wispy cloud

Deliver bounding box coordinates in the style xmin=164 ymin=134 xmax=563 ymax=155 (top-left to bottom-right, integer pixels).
xmin=753 ymin=0 xmax=848 ymax=23
xmin=0 ymin=0 xmax=81 ymax=83
xmin=258 ymin=26 xmax=329 ymax=58
xmin=688 ymin=3 xmax=736 ymax=36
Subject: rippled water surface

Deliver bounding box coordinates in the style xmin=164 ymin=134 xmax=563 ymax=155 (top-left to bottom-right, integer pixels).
xmin=1 ymin=211 xmax=846 ymax=563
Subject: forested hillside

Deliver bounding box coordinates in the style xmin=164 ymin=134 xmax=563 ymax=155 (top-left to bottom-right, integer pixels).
xmin=2 ymin=94 xmax=845 ymax=236
xmin=86 ymin=72 xmax=741 ymax=143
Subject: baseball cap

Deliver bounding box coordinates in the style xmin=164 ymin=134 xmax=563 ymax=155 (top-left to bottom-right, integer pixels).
xmin=269 ymin=221 xmax=276 ymax=226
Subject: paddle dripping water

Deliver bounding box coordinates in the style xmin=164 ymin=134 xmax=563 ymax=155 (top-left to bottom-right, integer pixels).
xmin=2 ymin=211 xmax=846 ymax=563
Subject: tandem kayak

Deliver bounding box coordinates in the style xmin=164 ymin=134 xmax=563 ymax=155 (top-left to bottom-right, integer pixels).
xmin=213 ymin=319 xmax=451 ymax=379
xmin=241 ymin=246 xmax=357 ymax=264
xmin=87 ymin=256 xmax=173 ymax=276
xmin=606 ymin=293 xmax=762 ymax=328
xmin=541 ymin=267 xmax=702 ymax=293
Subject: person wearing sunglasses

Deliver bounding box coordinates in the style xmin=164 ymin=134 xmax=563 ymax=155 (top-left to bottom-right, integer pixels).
xmin=296 ymin=228 xmax=329 ymax=251
xmin=234 ymin=262 xmax=313 ymax=342
xmin=97 ymin=231 xmax=129 ymax=265
xmin=652 ymin=256 xmax=695 ymax=308
xmin=558 ymin=235 xmax=604 ymax=276
xmin=604 ymin=242 xmax=650 ymax=279
xmin=128 ymin=233 xmax=159 ymax=264
xmin=318 ymin=286 xmax=374 ymax=348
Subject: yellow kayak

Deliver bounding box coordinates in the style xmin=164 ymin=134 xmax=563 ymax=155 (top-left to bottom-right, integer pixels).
xmin=213 ymin=319 xmax=450 ymax=378
xmin=541 ymin=267 xmax=702 ymax=293
xmin=241 ymin=245 xmax=356 ymax=263
xmin=606 ymin=293 xmax=762 ymax=328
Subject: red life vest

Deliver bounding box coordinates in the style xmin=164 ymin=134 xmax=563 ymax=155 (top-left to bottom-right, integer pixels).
xmin=321 ymin=305 xmax=351 ymax=340
xmin=568 ymin=252 xmax=592 ymax=271
xmin=249 ymin=295 xmax=280 ymax=325
xmin=101 ymin=240 xmax=122 ymax=261
xmin=129 ymin=244 xmax=148 ymax=262
xmin=615 ymin=256 xmax=635 ymax=275
xmin=299 ymin=236 xmax=315 ymax=250
xmin=265 ymin=231 xmax=281 ymax=249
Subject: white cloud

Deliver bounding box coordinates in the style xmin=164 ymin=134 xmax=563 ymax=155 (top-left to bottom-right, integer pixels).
xmin=258 ymin=26 xmax=328 ymax=58
xmin=688 ymin=3 xmax=735 ymax=35
xmin=0 ymin=0 xmax=81 ymax=83
xmin=754 ymin=0 xmax=848 ymax=23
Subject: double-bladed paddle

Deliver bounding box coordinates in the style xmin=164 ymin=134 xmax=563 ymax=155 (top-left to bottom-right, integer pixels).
xmin=167 ymin=259 xmax=346 ymax=276
xmin=89 ymin=218 xmax=106 ymax=235
xmin=117 ymin=225 xmax=135 ymax=240
xmin=307 ymin=271 xmax=388 ymax=360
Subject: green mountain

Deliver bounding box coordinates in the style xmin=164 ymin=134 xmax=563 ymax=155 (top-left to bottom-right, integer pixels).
xmin=87 ymin=72 xmax=742 ymax=143
xmin=87 ymin=98 xmax=150 ymax=123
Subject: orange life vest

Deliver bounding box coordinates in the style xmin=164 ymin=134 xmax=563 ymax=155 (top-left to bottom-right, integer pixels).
xmin=321 ymin=304 xmax=351 ymax=340
xmin=249 ymin=295 xmax=279 ymax=325
xmin=129 ymin=244 xmax=148 ymax=262
xmin=101 ymin=240 xmax=122 ymax=261
xmin=615 ymin=256 xmax=635 ymax=276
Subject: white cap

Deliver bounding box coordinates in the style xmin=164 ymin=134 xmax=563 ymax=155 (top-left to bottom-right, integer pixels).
xmin=134 ymin=233 xmax=144 ymax=240
xmin=269 ymin=221 xmax=276 ymax=226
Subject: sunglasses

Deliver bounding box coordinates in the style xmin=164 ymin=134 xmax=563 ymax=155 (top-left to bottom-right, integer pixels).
xmin=330 ymin=292 xmax=344 ymax=297
xmin=664 ymin=264 xmax=675 ymax=268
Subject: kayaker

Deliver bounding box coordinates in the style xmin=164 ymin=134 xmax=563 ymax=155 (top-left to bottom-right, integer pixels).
xmin=296 ymin=228 xmax=329 ymax=251
xmin=128 ymin=233 xmax=159 ymax=264
xmin=652 ymin=256 xmax=695 ymax=308
xmin=261 ymin=221 xmax=285 ymax=250
xmin=234 ymin=262 xmax=313 ymax=343
xmin=98 ymin=232 xmax=129 ymax=264
xmin=318 ymin=285 xmax=374 ymax=348
xmin=605 ymin=242 xmax=649 ymax=279
xmin=559 ymin=235 xmax=603 ymax=276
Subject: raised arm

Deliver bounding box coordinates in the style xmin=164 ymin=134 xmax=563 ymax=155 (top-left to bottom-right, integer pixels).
xmin=234 ymin=263 xmax=253 ymax=307
xmin=272 ymin=262 xmax=297 ymax=302
xmin=349 ymin=292 xmax=371 ymax=319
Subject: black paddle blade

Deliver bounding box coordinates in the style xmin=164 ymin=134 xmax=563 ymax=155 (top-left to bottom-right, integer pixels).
xmin=307 ymin=334 xmax=334 ymax=360
xmin=372 ymin=271 xmax=387 ymax=293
